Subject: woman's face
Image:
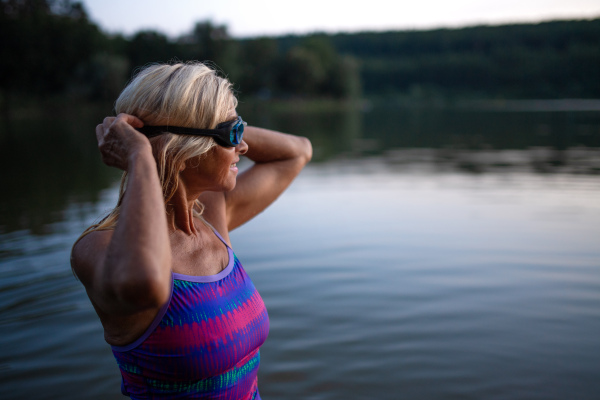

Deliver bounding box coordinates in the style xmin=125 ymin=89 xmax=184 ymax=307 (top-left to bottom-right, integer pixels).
xmin=180 ymin=110 xmax=248 ymax=194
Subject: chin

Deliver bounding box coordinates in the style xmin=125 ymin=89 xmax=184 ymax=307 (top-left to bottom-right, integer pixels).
xmin=217 ymin=179 xmax=236 ymax=192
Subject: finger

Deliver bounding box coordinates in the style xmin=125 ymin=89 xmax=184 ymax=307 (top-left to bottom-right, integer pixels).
xmin=103 ymin=116 xmax=116 ymax=127
xmin=95 ymin=124 xmax=104 ymax=144
xmin=115 ymin=113 xmax=144 ymax=128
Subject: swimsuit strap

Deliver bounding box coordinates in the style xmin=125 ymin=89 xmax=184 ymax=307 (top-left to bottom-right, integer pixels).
xmin=211 ymin=227 xmax=231 ymax=249
xmin=198 ymin=217 xmax=230 ymax=249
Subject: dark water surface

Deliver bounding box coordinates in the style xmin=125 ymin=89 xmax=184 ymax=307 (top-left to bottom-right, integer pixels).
xmin=1 ymin=104 xmax=600 ymax=399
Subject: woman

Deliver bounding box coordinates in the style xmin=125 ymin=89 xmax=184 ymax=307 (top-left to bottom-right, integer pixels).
xmin=71 ymin=62 xmax=312 ymax=399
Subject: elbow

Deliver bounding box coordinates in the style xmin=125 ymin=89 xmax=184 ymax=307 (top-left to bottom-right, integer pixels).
xmin=110 ymin=257 xmax=171 ymax=311
xmin=299 ymin=137 xmax=313 ymax=165
xmin=115 ymin=272 xmax=170 ymax=310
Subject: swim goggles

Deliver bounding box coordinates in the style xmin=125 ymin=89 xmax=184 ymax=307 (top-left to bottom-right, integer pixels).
xmin=136 ymin=116 xmax=246 ymax=147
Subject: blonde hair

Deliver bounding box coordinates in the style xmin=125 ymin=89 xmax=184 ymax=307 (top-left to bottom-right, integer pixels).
xmin=79 ymin=62 xmax=237 ymax=240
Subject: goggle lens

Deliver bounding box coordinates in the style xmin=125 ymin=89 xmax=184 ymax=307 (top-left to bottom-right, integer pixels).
xmin=229 ymin=117 xmax=246 ymax=146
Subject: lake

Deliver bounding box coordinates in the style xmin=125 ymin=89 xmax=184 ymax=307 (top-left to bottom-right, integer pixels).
xmin=1 ymin=101 xmax=599 ymax=399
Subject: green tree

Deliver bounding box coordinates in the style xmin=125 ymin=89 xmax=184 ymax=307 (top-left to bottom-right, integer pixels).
xmin=277 ymin=36 xmax=361 ymax=99
xmin=237 ymin=37 xmax=279 ymax=97
xmin=0 ymin=0 xmax=102 ymax=95
xmin=279 ymin=46 xmax=327 ymax=96
xmin=179 ymin=21 xmax=240 ymax=82
xmin=127 ymin=30 xmax=180 ymax=68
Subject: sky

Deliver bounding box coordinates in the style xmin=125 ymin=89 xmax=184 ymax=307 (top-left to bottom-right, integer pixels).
xmin=79 ymin=0 xmax=600 ymax=38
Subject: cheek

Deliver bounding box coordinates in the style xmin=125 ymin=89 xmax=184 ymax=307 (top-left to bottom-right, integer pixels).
xmin=219 ymin=149 xmax=235 ymax=165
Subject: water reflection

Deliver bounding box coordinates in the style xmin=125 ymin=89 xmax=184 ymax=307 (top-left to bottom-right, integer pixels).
xmin=0 ymin=104 xmax=119 ymax=234
xmin=1 ymin=101 xmax=599 ymax=235
xmin=0 ymin=102 xmax=599 ymax=399
xmin=240 ymin=101 xmax=600 ymax=173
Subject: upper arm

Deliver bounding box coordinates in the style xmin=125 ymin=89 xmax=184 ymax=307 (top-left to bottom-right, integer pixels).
xmin=71 ymin=230 xmax=115 ymax=310
xmin=198 ymin=125 xmax=312 ymax=233
xmin=71 ymin=230 xmax=169 ymax=316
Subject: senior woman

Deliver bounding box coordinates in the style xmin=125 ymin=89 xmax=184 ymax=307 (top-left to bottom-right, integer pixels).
xmin=71 ymin=62 xmax=312 ymax=399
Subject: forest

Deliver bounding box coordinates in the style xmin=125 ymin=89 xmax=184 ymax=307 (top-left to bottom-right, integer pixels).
xmin=1 ymin=0 xmax=600 ymax=111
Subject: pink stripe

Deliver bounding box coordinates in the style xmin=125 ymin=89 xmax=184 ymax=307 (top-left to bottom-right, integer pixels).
xmin=148 ymin=291 xmax=267 ymax=352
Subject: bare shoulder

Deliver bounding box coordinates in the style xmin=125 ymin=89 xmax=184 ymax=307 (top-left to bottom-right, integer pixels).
xmin=71 ymin=229 xmax=167 ymax=346
xmin=71 ymin=229 xmax=113 ymax=287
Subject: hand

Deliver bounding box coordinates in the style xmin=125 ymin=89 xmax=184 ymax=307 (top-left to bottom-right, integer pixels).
xmin=96 ymin=113 xmax=149 ymax=171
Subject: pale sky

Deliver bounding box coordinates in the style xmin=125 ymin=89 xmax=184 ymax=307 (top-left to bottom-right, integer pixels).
xmin=80 ymin=0 xmax=600 ymax=38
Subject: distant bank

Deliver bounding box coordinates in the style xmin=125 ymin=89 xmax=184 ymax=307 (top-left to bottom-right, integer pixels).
xmin=1 ymin=1 xmax=599 ymax=107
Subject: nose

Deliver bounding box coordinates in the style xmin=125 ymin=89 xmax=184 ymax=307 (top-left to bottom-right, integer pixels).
xmin=236 ymin=139 xmax=248 ymax=155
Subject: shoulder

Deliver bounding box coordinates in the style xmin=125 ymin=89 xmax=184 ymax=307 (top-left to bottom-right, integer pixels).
xmin=71 ymin=229 xmax=114 ymax=286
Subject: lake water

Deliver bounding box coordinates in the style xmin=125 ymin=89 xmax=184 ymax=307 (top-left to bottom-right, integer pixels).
xmin=1 ymin=102 xmax=600 ymax=399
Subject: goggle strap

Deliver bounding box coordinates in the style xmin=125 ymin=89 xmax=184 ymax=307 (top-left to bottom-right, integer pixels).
xmin=137 ymin=125 xmax=228 ymax=138
xmin=135 ymin=116 xmax=244 ymax=147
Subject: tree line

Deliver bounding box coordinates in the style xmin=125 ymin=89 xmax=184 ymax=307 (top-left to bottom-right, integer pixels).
xmin=329 ymin=20 xmax=600 ymax=98
xmin=2 ymin=0 xmax=599 ymax=107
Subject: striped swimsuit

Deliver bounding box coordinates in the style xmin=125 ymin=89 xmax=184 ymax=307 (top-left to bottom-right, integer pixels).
xmin=111 ymin=229 xmax=270 ymax=399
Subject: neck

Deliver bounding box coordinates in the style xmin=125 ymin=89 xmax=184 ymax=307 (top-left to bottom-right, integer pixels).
xmin=166 ymin=183 xmax=203 ymax=235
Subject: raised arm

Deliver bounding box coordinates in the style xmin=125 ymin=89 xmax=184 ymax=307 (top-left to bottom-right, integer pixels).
xmin=218 ymin=125 xmax=312 ymax=231
xmin=71 ymin=114 xmax=171 ymax=316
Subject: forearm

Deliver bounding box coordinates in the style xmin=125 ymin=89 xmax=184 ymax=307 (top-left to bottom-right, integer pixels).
xmin=223 ymin=126 xmax=312 ymax=230
xmin=101 ymin=148 xmax=171 ymax=308
xmin=243 ymin=126 xmax=312 ymax=165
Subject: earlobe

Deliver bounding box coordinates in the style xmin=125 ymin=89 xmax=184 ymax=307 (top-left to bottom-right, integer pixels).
xmin=179 ymin=160 xmax=188 ymax=172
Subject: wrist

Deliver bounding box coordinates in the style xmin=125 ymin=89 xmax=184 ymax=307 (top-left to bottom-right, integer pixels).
xmin=127 ymin=144 xmax=155 ymax=170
